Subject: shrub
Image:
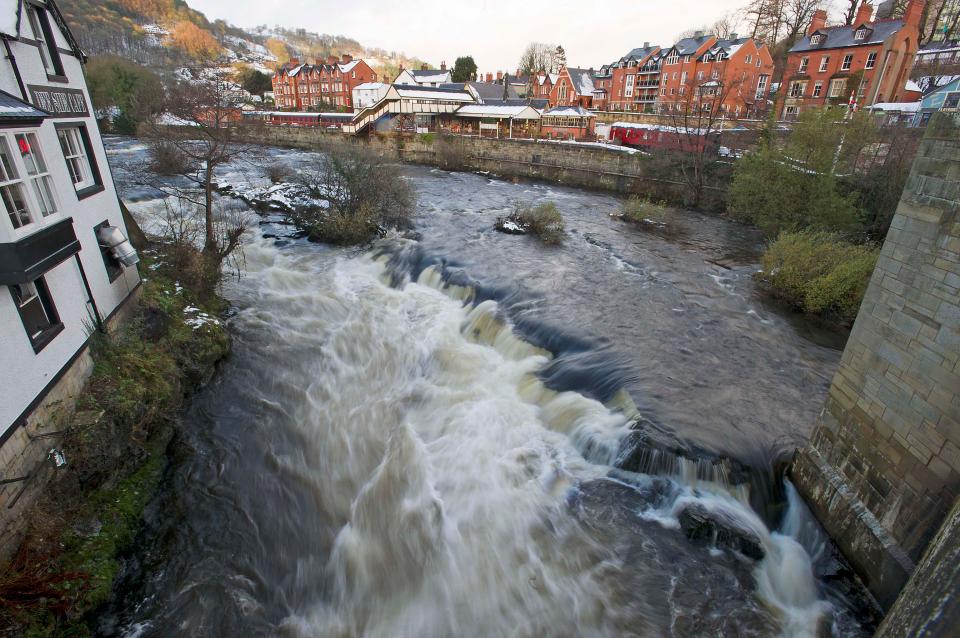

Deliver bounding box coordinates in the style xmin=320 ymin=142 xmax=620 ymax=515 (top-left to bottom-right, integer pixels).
xmin=266 ymin=163 xmax=293 ymax=184
xmin=508 ymin=201 xmax=565 ymax=244
xmin=294 ymin=146 xmax=414 ymax=245
xmin=756 ymin=231 xmax=879 ymax=325
xmin=149 ymin=140 xmax=191 ymax=176
xmin=621 ymin=196 xmax=671 ymax=226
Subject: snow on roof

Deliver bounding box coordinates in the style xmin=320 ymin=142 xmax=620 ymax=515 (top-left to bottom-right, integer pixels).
xmin=354 ymin=82 xmax=389 ymax=91
xmin=394 ymin=86 xmax=473 ymax=101
xmin=543 ymin=106 xmax=595 ymax=117
xmin=905 ymin=79 xmax=923 ymax=93
xmin=868 ymin=102 xmax=921 ymax=112
xmin=0 ymin=0 xmax=20 ymax=37
xmin=0 ymin=90 xmax=47 ymax=118
xmin=611 ymin=121 xmax=713 ymax=135
xmin=338 ymin=60 xmax=361 ymax=73
xmin=566 ymin=68 xmax=596 ymax=96
xmin=790 ymin=20 xmax=904 ymax=53
xmin=456 ymin=104 xmax=540 ymax=119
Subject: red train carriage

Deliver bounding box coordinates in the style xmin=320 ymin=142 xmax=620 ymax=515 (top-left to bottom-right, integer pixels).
xmin=609 ymin=122 xmax=718 ymax=153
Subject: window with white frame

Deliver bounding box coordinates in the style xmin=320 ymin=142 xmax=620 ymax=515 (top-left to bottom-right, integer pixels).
xmin=15 ymin=133 xmax=56 ymax=218
xmin=666 ymin=53 xmax=679 ymax=65
xmin=624 ymin=74 xmax=635 ymax=98
xmin=819 ymin=56 xmax=830 ymax=72
xmin=57 ymin=126 xmax=102 ymax=194
xmin=745 ymin=54 xmax=752 ymax=64
xmin=841 ymin=54 xmax=853 ymax=71
xmin=26 ymin=5 xmax=64 ymax=78
xmin=755 ymin=74 xmax=768 ymax=99
xmin=811 ymin=35 xmax=822 ymax=45
xmin=829 ymin=78 xmax=847 ymax=98
xmin=789 ymin=81 xmax=807 ymax=97
xmin=0 ymin=137 xmax=32 ymax=229
xmin=798 ymin=57 xmax=809 ymax=73
xmin=854 ymin=28 xmax=866 ymax=40
xmin=866 ymin=52 xmax=877 ymax=69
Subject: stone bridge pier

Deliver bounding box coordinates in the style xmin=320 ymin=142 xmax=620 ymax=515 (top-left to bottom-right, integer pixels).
xmin=791 ymin=120 xmax=959 ymax=632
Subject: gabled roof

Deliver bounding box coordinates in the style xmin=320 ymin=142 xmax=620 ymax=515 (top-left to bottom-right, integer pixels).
xmin=668 ymin=34 xmax=715 ymax=56
xmin=462 ymin=81 xmax=519 ymax=102
xmin=564 ymin=68 xmax=595 ymax=96
xmin=455 ymin=103 xmax=540 ymax=119
xmin=1 ymin=0 xmax=84 ymax=60
xmin=409 ymin=69 xmax=452 ymax=83
xmin=701 ymin=37 xmax=751 ymax=61
xmin=392 ymin=85 xmax=473 ymax=101
xmin=790 ymin=19 xmax=905 ymax=53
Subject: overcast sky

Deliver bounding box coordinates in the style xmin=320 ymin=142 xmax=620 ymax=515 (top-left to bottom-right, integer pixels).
xmin=187 ymin=0 xmax=813 ymax=72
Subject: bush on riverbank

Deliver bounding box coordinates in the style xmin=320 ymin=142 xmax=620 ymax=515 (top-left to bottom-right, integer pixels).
xmin=0 ymin=244 xmax=230 ymax=637
xmin=496 ymin=202 xmax=565 ymax=244
xmin=756 ymin=231 xmax=879 ymax=325
xmin=294 ymin=146 xmax=414 ymax=245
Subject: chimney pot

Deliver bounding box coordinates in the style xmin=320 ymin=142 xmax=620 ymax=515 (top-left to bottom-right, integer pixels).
xmin=694 ymin=30 xmax=704 ymax=38
xmin=730 ymin=32 xmax=738 ymax=40
xmin=496 ymin=71 xmax=503 ymax=81
xmin=440 ymin=61 xmax=447 ymax=71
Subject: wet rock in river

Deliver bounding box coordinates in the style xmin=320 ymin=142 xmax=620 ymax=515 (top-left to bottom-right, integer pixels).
xmin=678 ymin=503 xmax=765 ymax=560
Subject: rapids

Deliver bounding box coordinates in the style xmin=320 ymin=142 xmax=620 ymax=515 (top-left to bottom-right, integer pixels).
xmin=98 ymin=138 xmax=873 ymax=637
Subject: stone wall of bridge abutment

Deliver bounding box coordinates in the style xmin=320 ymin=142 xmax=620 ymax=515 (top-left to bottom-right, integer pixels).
xmin=791 ymin=123 xmax=960 ymax=614
xmin=225 ymin=124 xmax=734 ymax=211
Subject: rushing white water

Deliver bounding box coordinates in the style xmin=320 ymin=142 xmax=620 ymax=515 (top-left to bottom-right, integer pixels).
xmin=203 ymin=232 xmax=834 ymax=638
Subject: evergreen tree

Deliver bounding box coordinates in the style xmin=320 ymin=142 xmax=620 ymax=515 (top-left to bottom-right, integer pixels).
xmin=451 ymin=56 xmax=478 ymax=83
xmin=553 ymin=45 xmax=566 ymax=72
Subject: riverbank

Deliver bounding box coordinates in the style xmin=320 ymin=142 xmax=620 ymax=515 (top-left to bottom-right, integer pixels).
xmin=0 ymin=244 xmax=230 ymax=637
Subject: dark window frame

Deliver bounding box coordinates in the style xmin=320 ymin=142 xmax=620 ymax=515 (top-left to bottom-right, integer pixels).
xmin=25 ymin=2 xmax=66 ymax=82
xmin=54 ymin=122 xmax=104 ymax=200
xmin=94 ymin=220 xmax=123 ymax=282
xmin=9 ymin=275 xmax=63 ymax=353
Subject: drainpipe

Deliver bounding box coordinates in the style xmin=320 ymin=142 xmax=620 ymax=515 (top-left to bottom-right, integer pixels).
xmin=74 ymin=254 xmax=104 ymax=333
xmin=2 ymin=36 xmax=28 ymax=101
xmin=870 ymin=50 xmax=893 ymax=106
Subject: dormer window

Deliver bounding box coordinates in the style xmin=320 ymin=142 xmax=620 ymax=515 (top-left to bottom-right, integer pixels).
xmin=854 ymin=28 xmax=866 ymax=40
xmin=810 ymin=35 xmax=822 ymax=45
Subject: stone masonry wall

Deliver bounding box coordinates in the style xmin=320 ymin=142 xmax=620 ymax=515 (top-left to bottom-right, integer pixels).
xmin=792 ymin=126 xmax=960 ymax=610
xmin=231 ymin=126 xmax=732 ymax=211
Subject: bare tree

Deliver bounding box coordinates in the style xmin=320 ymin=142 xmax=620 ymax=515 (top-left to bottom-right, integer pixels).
xmin=711 ymin=13 xmax=742 ymax=39
xmin=142 ymin=60 xmax=258 ymax=292
xmin=659 ymin=73 xmax=750 ymax=207
xmin=517 ymin=42 xmax=557 ymax=76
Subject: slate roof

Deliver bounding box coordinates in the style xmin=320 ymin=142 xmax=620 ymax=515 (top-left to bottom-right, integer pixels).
xmin=409 ymin=69 xmax=452 ymax=83
xmin=486 ymin=98 xmax=549 ymax=109
xmin=669 ymin=35 xmax=714 ymax=56
xmin=565 ymin=68 xmax=595 ymax=96
xmin=542 ymin=105 xmax=595 ymax=117
xmin=701 ymin=37 xmax=751 ymax=61
xmin=0 ymin=89 xmax=48 ymax=121
xmin=463 ymin=81 xmax=519 ymax=101
xmin=614 ymin=45 xmax=660 ymax=66
xmin=789 ymin=19 xmax=905 ymax=53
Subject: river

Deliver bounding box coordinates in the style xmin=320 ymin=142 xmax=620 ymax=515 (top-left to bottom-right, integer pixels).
xmin=98 ymin=137 xmax=872 ymax=637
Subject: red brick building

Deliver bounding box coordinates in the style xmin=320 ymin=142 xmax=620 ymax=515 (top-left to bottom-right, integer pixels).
xmin=532 ymin=73 xmax=557 ymax=100
xmin=272 ymin=55 xmax=377 ymax=111
xmin=602 ymin=44 xmax=662 ymax=112
xmin=548 ymin=67 xmax=596 ymax=108
xmin=657 ymin=33 xmax=773 ymax=117
xmin=778 ymin=1 xmax=924 ymax=118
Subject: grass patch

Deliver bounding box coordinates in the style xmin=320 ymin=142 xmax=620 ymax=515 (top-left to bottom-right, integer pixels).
xmin=756 ymin=231 xmax=879 ymax=326
xmin=0 ymin=245 xmax=230 ymax=637
xmin=621 ymin=196 xmax=672 ymax=227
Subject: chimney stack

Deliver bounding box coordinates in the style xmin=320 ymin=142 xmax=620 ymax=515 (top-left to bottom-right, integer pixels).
xmin=496 ymin=71 xmax=503 ymax=81
xmin=808 ymin=9 xmax=827 ymax=36
xmin=730 ymin=32 xmax=738 ymax=40
xmin=855 ymin=2 xmax=874 ymax=24
xmin=486 ymin=72 xmax=493 ymax=82
xmin=327 ymin=55 xmax=338 ymax=64
xmin=694 ymin=30 xmax=704 ymax=38
xmin=421 ymin=63 xmax=429 ymax=70
xmin=342 ymin=53 xmax=353 ymax=63
xmin=903 ymin=0 xmax=924 ymax=28
xmin=290 ymin=57 xmax=300 ymax=65
xmin=440 ymin=61 xmax=447 ymax=71
xmin=643 ymin=41 xmax=650 ymax=48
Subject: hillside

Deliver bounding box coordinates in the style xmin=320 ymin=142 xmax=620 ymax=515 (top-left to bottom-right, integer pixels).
xmin=59 ymin=0 xmax=426 ymax=78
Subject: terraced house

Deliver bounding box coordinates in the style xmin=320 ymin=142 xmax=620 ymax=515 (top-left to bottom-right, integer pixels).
xmin=0 ymin=0 xmax=141 ymax=535
xmin=778 ymin=0 xmax=924 ymax=118
xmin=272 ymin=55 xmax=377 ymax=111
xmin=599 ymin=43 xmax=662 ymax=112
